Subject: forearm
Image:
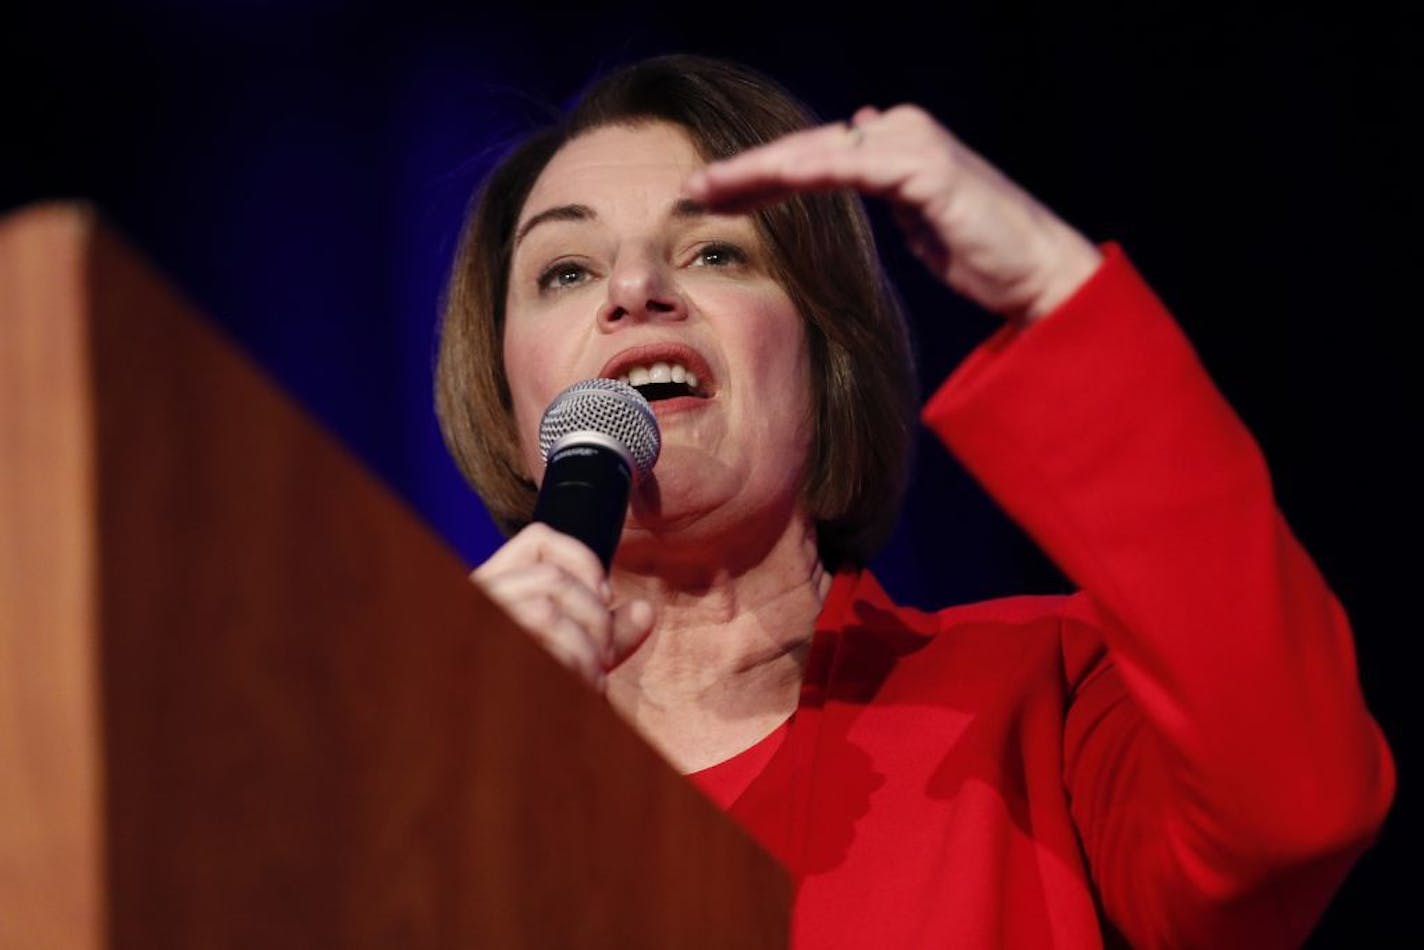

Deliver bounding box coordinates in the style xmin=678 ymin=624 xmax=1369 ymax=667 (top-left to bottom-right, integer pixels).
xmin=923 ymin=244 xmax=1395 ymax=938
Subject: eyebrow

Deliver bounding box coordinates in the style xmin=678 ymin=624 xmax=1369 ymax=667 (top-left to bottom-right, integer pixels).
xmin=513 ymin=198 xmax=710 ymax=249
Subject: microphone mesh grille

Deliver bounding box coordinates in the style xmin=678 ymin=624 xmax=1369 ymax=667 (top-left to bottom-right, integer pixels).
xmin=538 ymin=378 xmax=661 ymax=481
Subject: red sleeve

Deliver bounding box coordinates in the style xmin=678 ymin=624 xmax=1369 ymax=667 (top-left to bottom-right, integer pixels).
xmin=921 ymin=244 xmax=1395 ymax=947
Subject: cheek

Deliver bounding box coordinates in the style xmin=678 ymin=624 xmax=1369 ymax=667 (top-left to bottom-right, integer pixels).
xmin=501 ymin=326 xmax=559 ymax=474
xmin=741 ymin=306 xmax=815 ymax=442
xmin=502 ymin=292 xmax=589 ymax=410
xmin=762 ymin=303 xmax=812 ymax=400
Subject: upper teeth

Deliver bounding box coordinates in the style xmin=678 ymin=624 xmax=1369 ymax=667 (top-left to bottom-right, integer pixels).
xmin=618 ymin=361 xmax=699 ymax=391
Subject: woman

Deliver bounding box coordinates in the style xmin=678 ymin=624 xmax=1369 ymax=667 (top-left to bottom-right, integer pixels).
xmin=436 ymin=56 xmax=1393 ymax=947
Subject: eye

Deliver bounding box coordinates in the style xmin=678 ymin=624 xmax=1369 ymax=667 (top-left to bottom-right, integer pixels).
xmin=691 ymin=242 xmax=749 ymax=268
xmin=536 ymin=259 xmax=593 ymax=293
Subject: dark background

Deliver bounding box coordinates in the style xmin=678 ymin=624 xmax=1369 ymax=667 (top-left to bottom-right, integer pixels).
xmin=5 ymin=1 xmax=1416 ymax=942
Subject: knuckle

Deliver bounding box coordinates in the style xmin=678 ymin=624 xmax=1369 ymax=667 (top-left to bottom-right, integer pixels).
xmin=542 ymin=563 xmax=581 ymax=598
xmin=505 ymin=524 xmax=544 ymax=554
xmin=572 ymin=595 xmax=611 ymax=636
xmin=928 ymin=148 xmax=958 ymax=183
xmin=550 ymin=622 xmax=600 ymax=676
xmin=541 ymin=528 xmax=597 ymax=567
xmin=551 ymin=564 xmax=596 ymax=602
xmin=887 ymin=103 xmax=925 ymax=124
xmin=543 ymin=638 xmax=588 ymax=677
xmin=471 ymin=550 xmax=510 ymax=583
xmin=567 ymin=537 xmax=603 ymax=571
xmin=524 ymin=594 xmax=561 ymax=628
xmin=590 ymin=610 xmax=614 ymax=645
xmin=531 ymin=562 xmax=566 ymax=587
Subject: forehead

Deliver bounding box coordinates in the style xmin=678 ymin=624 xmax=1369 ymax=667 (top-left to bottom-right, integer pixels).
xmin=519 ymin=122 xmax=704 ymax=223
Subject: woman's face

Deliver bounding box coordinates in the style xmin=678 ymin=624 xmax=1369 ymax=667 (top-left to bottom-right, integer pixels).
xmin=502 ymin=121 xmax=813 ymax=555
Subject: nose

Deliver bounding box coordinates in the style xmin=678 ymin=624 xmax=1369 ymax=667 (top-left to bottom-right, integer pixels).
xmin=596 ymin=248 xmax=686 ymax=330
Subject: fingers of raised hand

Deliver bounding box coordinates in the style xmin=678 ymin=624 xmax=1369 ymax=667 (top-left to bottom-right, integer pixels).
xmin=684 ymin=103 xmax=957 ymax=217
xmin=893 ymin=201 xmax=951 ymax=273
xmin=680 ymin=123 xmax=859 ymax=213
xmin=850 ymin=104 xmax=882 ymax=128
xmin=688 ymin=100 xmax=1098 ymax=319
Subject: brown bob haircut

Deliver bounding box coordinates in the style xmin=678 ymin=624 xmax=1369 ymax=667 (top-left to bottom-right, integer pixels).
xmin=435 ymin=54 xmax=916 ymax=569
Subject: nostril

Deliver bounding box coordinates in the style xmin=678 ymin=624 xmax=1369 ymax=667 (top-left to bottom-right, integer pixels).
xmin=599 ymin=275 xmax=686 ymax=326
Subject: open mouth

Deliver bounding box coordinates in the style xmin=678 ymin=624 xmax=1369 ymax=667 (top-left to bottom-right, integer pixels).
xmin=633 ymin=380 xmax=700 ymax=402
xmin=606 ymin=355 xmax=713 ymax=403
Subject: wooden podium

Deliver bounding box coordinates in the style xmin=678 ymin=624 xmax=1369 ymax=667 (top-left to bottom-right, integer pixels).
xmin=0 ymin=204 xmax=790 ymax=948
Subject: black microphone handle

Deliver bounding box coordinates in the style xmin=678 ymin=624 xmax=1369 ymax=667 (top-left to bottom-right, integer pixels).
xmin=531 ymin=442 xmax=633 ymax=570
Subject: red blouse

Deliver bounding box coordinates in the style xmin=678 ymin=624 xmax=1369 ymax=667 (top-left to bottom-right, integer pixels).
xmin=691 ymin=245 xmax=1395 ymax=948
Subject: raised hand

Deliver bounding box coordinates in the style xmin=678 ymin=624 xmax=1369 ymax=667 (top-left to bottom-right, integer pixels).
xmin=683 ymin=104 xmax=1103 ymax=323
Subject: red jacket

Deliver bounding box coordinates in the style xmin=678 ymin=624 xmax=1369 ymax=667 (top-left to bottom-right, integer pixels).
xmin=692 ymin=245 xmax=1395 ymax=948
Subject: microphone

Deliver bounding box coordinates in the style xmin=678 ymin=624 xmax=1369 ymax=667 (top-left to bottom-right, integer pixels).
xmin=533 ymin=378 xmax=661 ymax=569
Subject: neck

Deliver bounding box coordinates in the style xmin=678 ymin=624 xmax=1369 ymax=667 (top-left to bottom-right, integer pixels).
xmin=605 ymin=512 xmax=832 ymax=773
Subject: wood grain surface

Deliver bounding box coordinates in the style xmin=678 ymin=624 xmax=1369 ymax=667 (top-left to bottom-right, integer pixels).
xmin=0 ymin=204 xmax=789 ymax=948
xmin=0 ymin=204 xmax=107 ymax=950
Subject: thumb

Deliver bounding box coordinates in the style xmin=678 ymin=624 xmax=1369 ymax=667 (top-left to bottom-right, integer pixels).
xmin=608 ymin=599 xmax=656 ymax=668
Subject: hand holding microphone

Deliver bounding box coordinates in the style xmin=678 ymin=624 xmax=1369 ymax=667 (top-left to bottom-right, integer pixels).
xmin=471 ymin=379 xmax=660 ymax=692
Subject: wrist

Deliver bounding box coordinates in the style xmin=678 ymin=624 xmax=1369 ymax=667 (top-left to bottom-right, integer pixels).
xmin=1021 ymin=228 xmax=1104 ymax=325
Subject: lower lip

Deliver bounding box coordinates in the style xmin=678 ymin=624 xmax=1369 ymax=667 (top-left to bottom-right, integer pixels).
xmin=646 ymin=395 xmax=711 ymax=417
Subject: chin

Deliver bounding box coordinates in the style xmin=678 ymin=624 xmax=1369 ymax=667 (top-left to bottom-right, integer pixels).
xmin=622 ymin=497 xmax=725 ymax=544
xmin=622 ymin=481 xmax=804 ymax=568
